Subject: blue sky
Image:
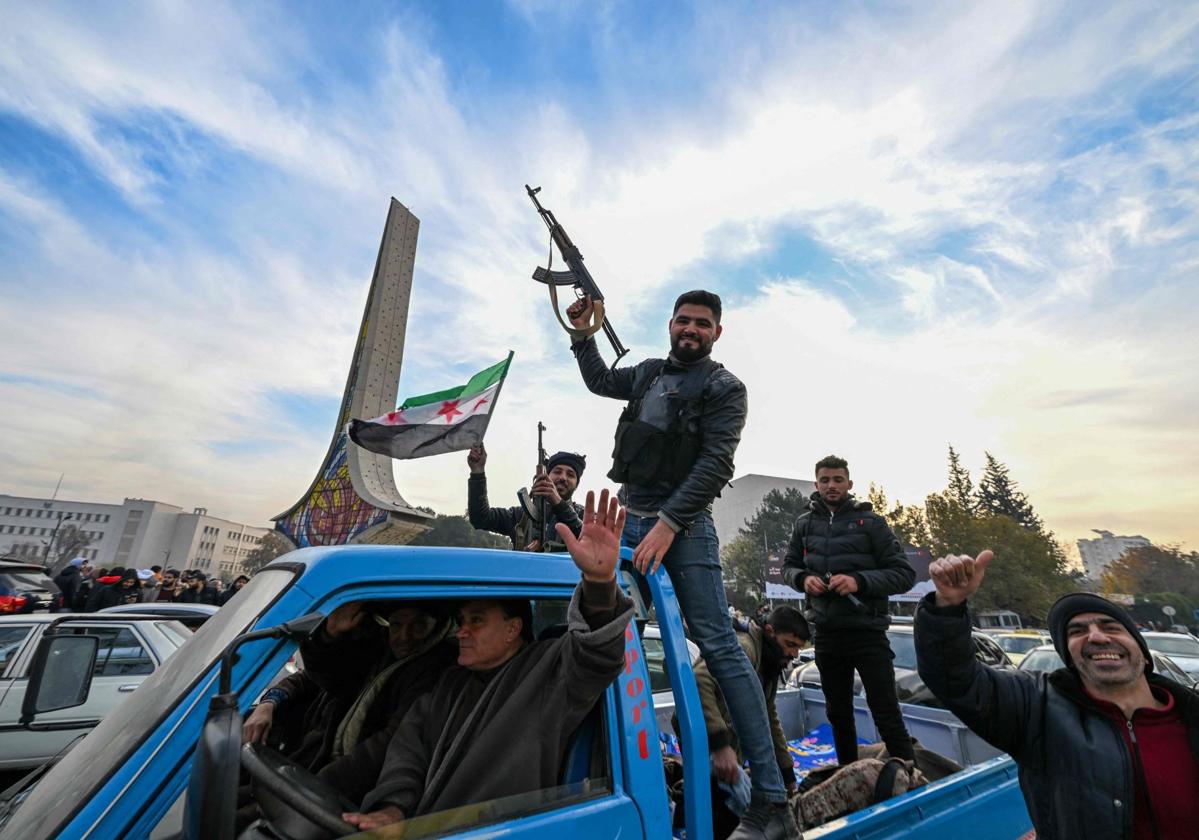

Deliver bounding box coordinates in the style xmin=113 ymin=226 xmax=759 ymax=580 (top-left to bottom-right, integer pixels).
xmin=1 ymin=1 xmax=1197 ymax=553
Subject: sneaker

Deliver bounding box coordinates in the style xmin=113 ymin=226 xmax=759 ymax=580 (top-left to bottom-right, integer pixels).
xmin=727 ymin=796 xmax=801 ymax=840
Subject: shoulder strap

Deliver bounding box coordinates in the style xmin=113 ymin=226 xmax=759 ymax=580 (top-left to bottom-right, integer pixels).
xmin=872 ymin=758 xmax=907 ymax=803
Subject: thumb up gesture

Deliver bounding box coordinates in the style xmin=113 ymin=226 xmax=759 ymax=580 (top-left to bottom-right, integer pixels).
xmin=929 ymin=550 xmax=994 ymax=607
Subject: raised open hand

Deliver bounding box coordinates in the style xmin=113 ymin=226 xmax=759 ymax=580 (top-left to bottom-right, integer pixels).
xmin=929 ymin=550 xmax=994 ymax=607
xmin=557 ymin=489 xmax=624 ymax=583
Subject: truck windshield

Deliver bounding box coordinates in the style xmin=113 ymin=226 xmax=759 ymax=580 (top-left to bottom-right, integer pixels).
xmin=2 ymin=569 xmax=294 ymax=839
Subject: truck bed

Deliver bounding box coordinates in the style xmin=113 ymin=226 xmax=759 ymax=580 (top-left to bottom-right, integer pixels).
xmin=654 ymin=687 xmax=1032 ymax=839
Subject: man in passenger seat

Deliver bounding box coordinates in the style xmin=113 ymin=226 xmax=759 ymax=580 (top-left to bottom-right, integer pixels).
xmin=242 ymin=599 xmax=457 ymax=772
xmin=328 ymin=489 xmax=635 ymax=831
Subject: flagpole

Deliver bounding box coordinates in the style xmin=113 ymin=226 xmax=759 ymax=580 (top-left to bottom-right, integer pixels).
xmin=478 ymin=351 xmax=515 ymax=442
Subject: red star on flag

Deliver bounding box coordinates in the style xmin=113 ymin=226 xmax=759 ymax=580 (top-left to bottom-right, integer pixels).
xmin=470 ymin=396 xmax=489 ymax=412
xmin=437 ymin=400 xmax=463 ymax=423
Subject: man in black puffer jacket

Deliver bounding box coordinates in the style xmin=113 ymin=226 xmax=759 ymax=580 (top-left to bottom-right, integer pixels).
xmin=916 ymin=551 xmax=1199 ymax=839
xmin=782 ymin=455 xmax=916 ymax=765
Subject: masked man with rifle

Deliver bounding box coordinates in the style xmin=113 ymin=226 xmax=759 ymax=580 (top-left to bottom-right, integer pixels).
xmin=467 ymin=443 xmax=585 ymax=552
xmin=566 ymin=289 xmax=799 ymax=840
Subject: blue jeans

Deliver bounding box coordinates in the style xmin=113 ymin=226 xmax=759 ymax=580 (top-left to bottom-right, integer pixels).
xmin=623 ymin=512 xmax=786 ymax=803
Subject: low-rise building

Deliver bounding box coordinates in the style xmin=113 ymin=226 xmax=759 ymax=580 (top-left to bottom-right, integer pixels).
xmin=711 ymin=473 xmax=816 ymax=550
xmin=0 ymin=494 xmax=269 ymax=579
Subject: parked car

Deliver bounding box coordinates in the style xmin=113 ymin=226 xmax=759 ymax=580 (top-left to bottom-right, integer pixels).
xmin=990 ymin=630 xmax=1051 ymax=666
xmin=1141 ymin=631 xmax=1199 ymax=682
xmin=1018 ymin=643 xmax=1198 ymax=689
xmin=640 ymin=622 xmax=701 ymax=706
xmin=785 ymin=624 xmax=1014 ymax=706
xmin=0 ymin=561 xmax=60 ymax=615
xmin=0 ymin=613 xmax=191 ymax=770
xmin=99 ymin=602 xmax=220 ymax=630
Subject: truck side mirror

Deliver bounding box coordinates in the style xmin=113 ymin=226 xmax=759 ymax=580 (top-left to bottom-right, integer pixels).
xmin=20 ymin=634 xmax=100 ymax=726
xmin=184 ymin=694 xmax=242 ymax=840
xmin=184 ymin=611 xmax=326 ymax=840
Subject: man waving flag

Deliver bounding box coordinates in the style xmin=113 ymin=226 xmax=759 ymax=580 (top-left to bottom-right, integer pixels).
xmin=349 ymin=353 xmax=512 ymax=460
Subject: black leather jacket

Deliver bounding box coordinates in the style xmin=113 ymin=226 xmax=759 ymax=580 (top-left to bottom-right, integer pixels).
xmin=467 ymin=474 xmax=583 ymax=550
xmin=573 ymin=337 xmax=747 ymax=530
xmin=781 ymin=494 xmax=914 ymax=631
xmin=915 ymin=594 xmax=1199 ymax=840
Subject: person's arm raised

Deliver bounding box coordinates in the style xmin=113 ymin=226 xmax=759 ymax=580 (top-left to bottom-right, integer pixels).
xmin=915 ymin=550 xmax=1040 ymax=760
xmin=556 ymin=489 xmax=623 ymax=586
xmin=929 ymin=550 xmax=993 ymax=607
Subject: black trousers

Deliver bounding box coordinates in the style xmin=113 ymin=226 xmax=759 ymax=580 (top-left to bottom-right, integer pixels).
xmin=814 ymin=627 xmax=915 ymax=765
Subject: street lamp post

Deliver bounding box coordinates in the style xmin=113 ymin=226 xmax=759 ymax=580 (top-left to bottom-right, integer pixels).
xmin=42 ymin=509 xmax=71 ymax=572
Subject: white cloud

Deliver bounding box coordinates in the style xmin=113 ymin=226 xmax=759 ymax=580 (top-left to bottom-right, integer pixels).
xmin=1 ymin=1 xmax=1197 ymax=553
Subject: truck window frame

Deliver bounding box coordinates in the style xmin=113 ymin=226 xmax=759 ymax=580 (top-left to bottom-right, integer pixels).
xmin=293 ymin=585 xmax=620 ymax=834
xmin=142 ymin=581 xmax=629 ymax=840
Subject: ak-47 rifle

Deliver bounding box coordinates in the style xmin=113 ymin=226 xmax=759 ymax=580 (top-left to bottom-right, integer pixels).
xmin=516 ymin=421 xmax=551 ymax=550
xmin=526 ymin=185 xmax=629 ymax=368
xmin=535 ymin=421 xmax=548 ymax=548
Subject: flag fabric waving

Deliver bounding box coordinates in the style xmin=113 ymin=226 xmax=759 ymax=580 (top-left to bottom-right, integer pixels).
xmin=349 ymin=353 xmax=513 ymax=460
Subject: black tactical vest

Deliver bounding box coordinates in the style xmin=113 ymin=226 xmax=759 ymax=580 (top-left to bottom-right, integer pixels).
xmin=607 ymin=358 xmax=718 ymax=487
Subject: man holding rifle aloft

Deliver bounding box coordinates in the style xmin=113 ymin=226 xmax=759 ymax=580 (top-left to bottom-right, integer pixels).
xmin=566 ymin=290 xmax=799 ymax=840
xmin=467 ymin=443 xmax=585 ymax=552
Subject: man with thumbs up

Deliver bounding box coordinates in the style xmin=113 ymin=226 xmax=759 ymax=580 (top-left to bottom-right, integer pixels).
xmin=916 ymin=550 xmax=1199 ymax=840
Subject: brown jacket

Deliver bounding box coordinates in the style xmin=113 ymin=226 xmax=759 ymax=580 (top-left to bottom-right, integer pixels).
xmin=690 ymin=620 xmax=795 ymax=787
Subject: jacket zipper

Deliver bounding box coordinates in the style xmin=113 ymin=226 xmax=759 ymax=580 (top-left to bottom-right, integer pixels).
xmin=826 ymin=507 xmax=835 ymax=584
xmin=1126 ymin=719 xmax=1162 ymax=840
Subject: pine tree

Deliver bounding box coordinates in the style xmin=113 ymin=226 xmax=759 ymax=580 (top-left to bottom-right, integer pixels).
xmin=946 ymin=445 xmax=976 ymax=513
xmin=740 ymin=487 xmax=810 ymax=550
xmin=867 ymin=482 xmax=888 ymax=513
xmin=976 ymin=452 xmax=1043 ymax=531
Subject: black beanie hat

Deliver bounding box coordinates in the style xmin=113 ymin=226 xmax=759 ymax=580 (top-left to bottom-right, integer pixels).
xmin=546 ymin=451 xmax=586 ymax=479
xmin=1047 ymin=593 xmax=1152 ymax=673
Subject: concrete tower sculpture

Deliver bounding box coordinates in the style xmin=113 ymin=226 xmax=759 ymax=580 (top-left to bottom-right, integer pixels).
xmin=273 ymin=198 xmax=433 ymax=547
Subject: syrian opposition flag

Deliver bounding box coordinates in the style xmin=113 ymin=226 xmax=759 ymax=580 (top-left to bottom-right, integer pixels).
xmin=349 ymin=354 xmax=513 ymax=460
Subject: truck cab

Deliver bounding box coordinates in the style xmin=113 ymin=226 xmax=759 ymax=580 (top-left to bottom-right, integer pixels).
xmin=0 ymin=545 xmax=1033 ymax=839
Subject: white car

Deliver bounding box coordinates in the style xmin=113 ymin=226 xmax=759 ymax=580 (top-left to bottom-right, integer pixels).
xmin=0 ymin=613 xmax=191 ymax=770
xmin=640 ymin=623 xmax=702 ymax=706
xmin=1018 ymin=643 xmax=1197 ymax=689
xmin=1141 ymin=631 xmax=1199 ymax=683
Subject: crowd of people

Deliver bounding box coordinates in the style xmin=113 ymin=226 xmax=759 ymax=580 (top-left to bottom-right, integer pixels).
xmin=50 ymin=558 xmax=249 ymax=611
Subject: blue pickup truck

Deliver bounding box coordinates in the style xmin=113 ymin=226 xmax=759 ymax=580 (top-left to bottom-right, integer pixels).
xmin=0 ymin=546 xmax=1033 ymax=839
